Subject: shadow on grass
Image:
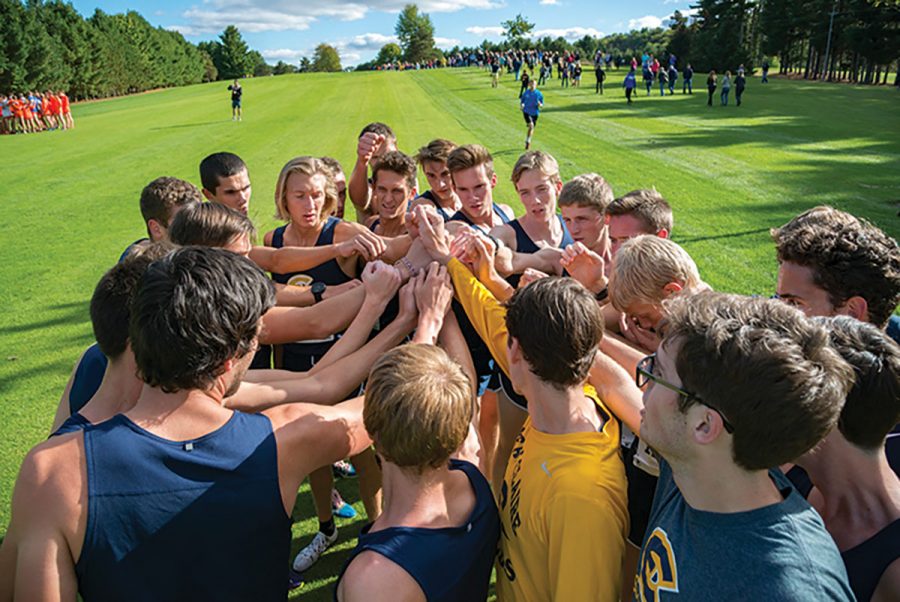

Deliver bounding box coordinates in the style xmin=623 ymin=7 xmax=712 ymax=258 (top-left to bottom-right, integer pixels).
xmin=150 ymin=121 xmax=223 ymax=131
xmin=0 ymin=357 xmax=78 ymax=395
xmin=0 ymin=301 xmax=88 ymax=336
xmin=676 ymin=226 xmax=772 ymax=243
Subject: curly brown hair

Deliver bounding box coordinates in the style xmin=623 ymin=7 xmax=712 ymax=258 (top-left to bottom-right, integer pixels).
xmin=371 ymin=150 xmax=417 ymax=190
xmin=772 ymin=206 xmax=900 ymax=328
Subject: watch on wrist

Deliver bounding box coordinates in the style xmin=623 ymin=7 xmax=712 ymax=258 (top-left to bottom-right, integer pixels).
xmin=311 ymin=281 xmax=327 ymax=303
xmin=595 ymin=286 xmax=609 ymax=303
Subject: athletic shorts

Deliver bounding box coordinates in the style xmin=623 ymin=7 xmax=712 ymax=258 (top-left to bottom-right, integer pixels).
xmin=232 ymin=99 xmax=242 ymax=109
xmin=523 ymin=112 xmax=538 ymax=126
xmin=498 ymin=370 xmax=528 ymax=411
xmin=624 ymin=437 xmax=660 ymax=546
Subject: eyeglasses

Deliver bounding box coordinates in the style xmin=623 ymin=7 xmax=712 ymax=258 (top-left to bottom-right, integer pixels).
xmin=636 ymin=354 xmax=735 ymax=434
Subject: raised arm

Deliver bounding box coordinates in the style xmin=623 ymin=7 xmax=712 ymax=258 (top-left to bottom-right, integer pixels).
xmin=308 ymin=261 xmax=402 ymax=372
xmin=348 ymin=133 xmax=384 ymax=222
xmin=416 ymin=205 xmax=512 ymax=376
xmin=588 ymin=349 xmax=644 ymax=434
xmin=227 ymin=302 xmax=415 ymax=411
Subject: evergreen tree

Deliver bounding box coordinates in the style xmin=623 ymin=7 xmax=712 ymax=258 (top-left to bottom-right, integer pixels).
xmin=667 ymin=10 xmax=695 ymax=65
xmin=395 ymin=4 xmax=436 ymax=63
xmin=216 ymin=25 xmax=252 ymax=79
xmin=0 ymin=0 xmax=30 ymax=91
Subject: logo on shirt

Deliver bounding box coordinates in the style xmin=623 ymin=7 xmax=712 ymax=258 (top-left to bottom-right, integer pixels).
xmin=636 ymin=527 xmax=679 ymax=601
xmin=287 ymin=274 xmax=313 ymax=287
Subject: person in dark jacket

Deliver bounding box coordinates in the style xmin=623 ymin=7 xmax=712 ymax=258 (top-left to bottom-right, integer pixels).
xmin=683 ymin=63 xmax=694 ymax=94
xmin=707 ymin=70 xmax=717 ymax=106
xmin=735 ymin=71 xmax=746 ymax=106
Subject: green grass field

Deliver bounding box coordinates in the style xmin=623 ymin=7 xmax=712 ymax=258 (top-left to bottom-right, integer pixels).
xmin=1 ymin=66 xmax=898 ymax=599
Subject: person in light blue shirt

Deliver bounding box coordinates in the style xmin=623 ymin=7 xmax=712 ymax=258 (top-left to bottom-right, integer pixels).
xmin=520 ymin=79 xmax=544 ymax=150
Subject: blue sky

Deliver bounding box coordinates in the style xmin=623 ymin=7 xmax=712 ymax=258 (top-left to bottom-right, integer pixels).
xmin=69 ymin=0 xmax=698 ymax=66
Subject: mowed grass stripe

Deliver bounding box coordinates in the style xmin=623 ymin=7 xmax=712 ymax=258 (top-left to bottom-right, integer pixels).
xmin=1 ymin=68 xmax=898 ymax=601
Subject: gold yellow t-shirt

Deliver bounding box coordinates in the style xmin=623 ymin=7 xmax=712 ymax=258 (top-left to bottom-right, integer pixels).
xmin=448 ymin=258 xmax=629 ymax=601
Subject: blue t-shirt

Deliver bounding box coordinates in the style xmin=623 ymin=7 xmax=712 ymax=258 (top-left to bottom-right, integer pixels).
xmin=634 ymin=461 xmax=854 ymax=601
xmin=520 ymin=89 xmax=544 ymax=116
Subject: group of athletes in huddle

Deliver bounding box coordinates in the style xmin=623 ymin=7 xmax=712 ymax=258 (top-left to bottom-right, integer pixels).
xmin=0 ymin=90 xmax=75 ymax=134
xmin=1 ymin=121 xmax=899 ymax=602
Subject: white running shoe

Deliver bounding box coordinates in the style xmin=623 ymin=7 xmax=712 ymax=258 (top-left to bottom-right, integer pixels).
xmin=292 ymin=529 xmax=338 ymax=572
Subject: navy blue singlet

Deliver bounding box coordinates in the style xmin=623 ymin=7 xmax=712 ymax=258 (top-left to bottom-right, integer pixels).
xmin=843 ymin=518 xmax=900 ymax=602
xmin=417 ymin=190 xmax=453 ymax=222
xmin=449 ymin=204 xmax=512 ymax=394
xmin=500 ymin=215 xmax=574 ymax=410
xmin=75 ymin=412 xmax=290 ymax=602
xmin=51 ymin=412 xmax=90 ymax=437
xmin=271 ymin=218 xmax=357 ymax=366
xmin=787 ymin=465 xmax=900 ymax=602
xmin=449 ymin=203 xmax=511 ymax=231
xmin=69 ymin=344 xmax=107 ymax=416
xmin=335 ymin=460 xmax=499 ymax=602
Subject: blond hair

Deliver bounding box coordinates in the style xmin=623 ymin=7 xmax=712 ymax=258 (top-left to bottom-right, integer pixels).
xmin=364 ymin=345 xmax=473 ymax=473
xmin=273 ymin=156 xmax=337 ymax=222
xmin=610 ymin=235 xmax=702 ymax=312
xmin=511 ymin=150 xmax=561 ymax=187
xmin=558 ymin=173 xmax=614 ymax=213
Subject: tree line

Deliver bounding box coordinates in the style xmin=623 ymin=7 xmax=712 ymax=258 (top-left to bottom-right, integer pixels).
xmin=0 ymin=0 xmax=213 ymax=99
xmin=442 ymin=0 xmax=898 ymax=85
xmin=0 ymin=0 xmax=351 ymax=100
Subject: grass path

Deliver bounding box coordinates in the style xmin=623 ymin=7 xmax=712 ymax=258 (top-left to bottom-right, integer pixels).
xmin=0 ymin=66 xmax=897 ymax=599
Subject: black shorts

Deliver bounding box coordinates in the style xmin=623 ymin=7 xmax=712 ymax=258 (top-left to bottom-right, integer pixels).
xmin=499 ymin=370 xmax=528 ymax=411
xmin=523 ymin=112 xmax=538 ymax=126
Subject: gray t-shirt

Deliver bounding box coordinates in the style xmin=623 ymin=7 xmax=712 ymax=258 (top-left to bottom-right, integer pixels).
xmin=633 ymin=461 xmax=855 ymax=601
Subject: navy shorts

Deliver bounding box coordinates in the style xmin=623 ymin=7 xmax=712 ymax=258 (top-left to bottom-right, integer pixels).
xmin=232 ymin=99 xmax=242 ymax=109
xmin=523 ymin=112 xmax=538 ymax=126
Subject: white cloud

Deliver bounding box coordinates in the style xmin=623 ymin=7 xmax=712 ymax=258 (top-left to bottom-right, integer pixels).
xmin=347 ymin=33 xmax=399 ymax=49
xmin=532 ymin=27 xmax=604 ymax=40
xmin=628 ymin=15 xmax=664 ymax=30
xmin=663 ymin=0 xmax=681 ymax=4
xmin=172 ymin=0 xmax=504 ymax=35
xmin=539 ymin=0 xmax=559 ymax=4
xmin=434 ymin=37 xmax=462 ymax=49
xmin=179 ymin=8 xmax=316 ymax=34
xmin=465 ymin=25 xmax=505 ymax=37
xmin=681 ymin=7 xmax=699 ymax=17
xmin=261 ymin=48 xmax=308 ymax=61
xmin=338 ymin=50 xmax=362 ymax=64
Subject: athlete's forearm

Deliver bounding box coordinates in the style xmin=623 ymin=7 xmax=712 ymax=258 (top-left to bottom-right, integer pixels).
xmin=307 ymin=293 xmax=390 ymax=374
xmin=259 ymin=286 xmax=365 ymax=344
xmin=348 ymin=159 xmax=372 ymax=219
xmin=250 ymin=245 xmax=342 ymax=275
xmin=273 ymin=282 xmax=315 ymax=307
